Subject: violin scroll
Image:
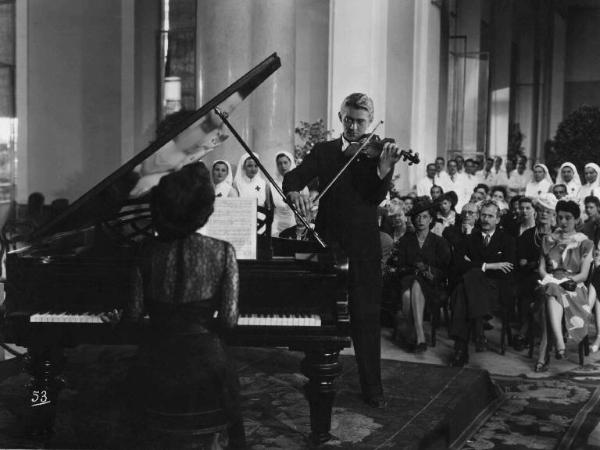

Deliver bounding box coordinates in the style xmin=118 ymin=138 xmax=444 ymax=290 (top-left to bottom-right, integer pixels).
xmin=399 ymin=149 xmax=420 ymax=166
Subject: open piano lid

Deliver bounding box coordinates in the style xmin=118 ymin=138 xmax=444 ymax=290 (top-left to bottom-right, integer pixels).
xmin=28 ymin=53 xmax=281 ymax=242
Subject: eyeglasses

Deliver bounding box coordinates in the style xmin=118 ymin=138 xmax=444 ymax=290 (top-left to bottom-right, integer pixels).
xmin=342 ymin=116 xmax=368 ymax=128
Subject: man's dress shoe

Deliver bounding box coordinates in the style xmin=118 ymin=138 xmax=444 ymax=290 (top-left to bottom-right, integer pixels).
xmin=450 ymin=349 xmax=469 ymax=367
xmin=364 ymin=395 xmax=388 ymax=409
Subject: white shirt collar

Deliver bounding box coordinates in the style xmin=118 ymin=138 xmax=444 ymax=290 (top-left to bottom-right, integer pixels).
xmin=482 ymin=229 xmax=496 ymax=239
xmin=341 ymin=135 xmax=351 ymax=152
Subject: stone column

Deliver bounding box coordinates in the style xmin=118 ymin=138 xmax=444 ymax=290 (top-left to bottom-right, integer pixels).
xmin=196 ymin=0 xmax=251 ymax=169
xmin=407 ymin=0 xmax=441 ymax=193
xmin=249 ymin=0 xmax=296 ymax=176
xmin=328 ymin=0 xmax=389 ymax=137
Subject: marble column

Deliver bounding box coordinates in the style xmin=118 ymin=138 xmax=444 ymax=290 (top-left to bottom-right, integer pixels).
xmin=249 ymin=0 xmax=296 ymax=176
xmin=196 ymin=0 xmax=252 ymax=170
xmin=328 ymin=0 xmax=389 ymax=137
xmin=407 ymin=0 xmax=441 ymax=193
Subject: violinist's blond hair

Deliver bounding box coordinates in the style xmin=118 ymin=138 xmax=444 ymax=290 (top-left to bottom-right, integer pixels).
xmin=340 ymin=93 xmax=374 ymax=121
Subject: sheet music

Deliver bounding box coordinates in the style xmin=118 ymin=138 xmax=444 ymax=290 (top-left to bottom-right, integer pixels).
xmin=199 ymin=197 xmax=257 ymax=259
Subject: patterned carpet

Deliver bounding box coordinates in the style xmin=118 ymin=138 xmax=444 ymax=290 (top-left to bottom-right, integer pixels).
xmin=2 ymin=344 xmax=600 ymax=449
xmin=460 ymin=363 xmax=600 ymax=450
xmin=0 ymin=345 xmax=496 ymax=449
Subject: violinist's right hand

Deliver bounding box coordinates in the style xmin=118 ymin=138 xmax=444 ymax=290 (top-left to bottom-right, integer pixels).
xmin=287 ymin=191 xmax=313 ymax=218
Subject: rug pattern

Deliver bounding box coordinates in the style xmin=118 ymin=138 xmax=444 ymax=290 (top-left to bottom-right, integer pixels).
xmin=461 ymin=362 xmax=600 ymax=450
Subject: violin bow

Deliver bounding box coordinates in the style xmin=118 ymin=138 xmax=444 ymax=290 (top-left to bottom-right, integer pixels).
xmin=313 ymin=120 xmax=384 ymax=204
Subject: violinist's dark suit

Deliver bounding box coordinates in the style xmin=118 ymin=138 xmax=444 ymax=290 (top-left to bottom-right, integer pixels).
xmin=449 ymin=228 xmax=516 ymax=343
xmin=283 ymin=137 xmax=392 ymax=402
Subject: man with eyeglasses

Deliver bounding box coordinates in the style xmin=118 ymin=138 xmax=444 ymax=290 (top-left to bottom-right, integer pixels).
xmin=284 ymin=93 xmax=403 ymax=409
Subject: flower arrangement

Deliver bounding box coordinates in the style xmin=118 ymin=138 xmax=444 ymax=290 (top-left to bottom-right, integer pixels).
xmin=294 ymin=119 xmax=333 ymax=164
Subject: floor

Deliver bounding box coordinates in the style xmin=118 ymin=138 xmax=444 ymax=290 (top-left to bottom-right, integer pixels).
xmin=340 ymin=318 xmax=600 ymax=380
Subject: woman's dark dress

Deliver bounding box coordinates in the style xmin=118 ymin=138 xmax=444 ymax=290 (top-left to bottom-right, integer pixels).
xmin=387 ymin=232 xmax=451 ymax=309
xmin=128 ymin=233 xmax=245 ymax=448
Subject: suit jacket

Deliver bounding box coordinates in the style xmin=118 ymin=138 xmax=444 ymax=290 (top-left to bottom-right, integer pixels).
xmin=464 ymin=228 xmax=516 ymax=280
xmin=283 ymin=138 xmax=392 ymax=260
xmin=443 ymin=223 xmax=477 ymax=281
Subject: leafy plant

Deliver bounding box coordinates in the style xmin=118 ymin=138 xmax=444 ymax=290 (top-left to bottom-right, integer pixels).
xmin=294 ymin=119 xmax=333 ymax=164
xmin=546 ymin=105 xmax=600 ymax=173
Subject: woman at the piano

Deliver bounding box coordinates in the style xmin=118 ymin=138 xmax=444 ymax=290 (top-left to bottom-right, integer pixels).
xmin=105 ymin=161 xmax=246 ymax=448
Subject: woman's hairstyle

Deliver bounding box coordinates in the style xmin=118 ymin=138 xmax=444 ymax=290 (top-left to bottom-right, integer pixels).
xmin=490 ymin=185 xmax=507 ymax=198
xmin=555 ymin=199 xmax=580 ymax=219
xmin=441 ymin=191 xmax=458 ymax=208
xmin=518 ymin=196 xmax=534 ymax=206
xmin=475 ymin=183 xmax=489 ymax=194
xmin=151 ymin=162 xmax=215 ymax=241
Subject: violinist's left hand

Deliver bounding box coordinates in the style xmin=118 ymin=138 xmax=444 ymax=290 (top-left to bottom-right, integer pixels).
xmin=378 ymin=141 xmax=402 ymax=178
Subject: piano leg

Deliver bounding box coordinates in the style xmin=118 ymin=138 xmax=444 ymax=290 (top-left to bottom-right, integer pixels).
xmin=300 ymin=348 xmax=343 ymax=445
xmin=24 ymin=344 xmax=65 ymax=437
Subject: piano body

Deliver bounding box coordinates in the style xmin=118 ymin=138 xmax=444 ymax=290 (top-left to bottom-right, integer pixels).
xmin=1 ymin=53 xmax=352 ymax=445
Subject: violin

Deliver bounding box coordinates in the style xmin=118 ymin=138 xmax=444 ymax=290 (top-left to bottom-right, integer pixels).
xmin=346 ymin=133 xmax=420 ymax=165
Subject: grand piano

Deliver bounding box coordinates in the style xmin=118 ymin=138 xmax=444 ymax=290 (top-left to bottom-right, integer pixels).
xmin=1 ymin=53 xmax=351 ymax=445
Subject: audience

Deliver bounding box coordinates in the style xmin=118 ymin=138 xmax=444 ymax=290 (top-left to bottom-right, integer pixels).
xmin=552 ymin=183 xmax=568 ymax=200
xmin=555 ymin=162 xmax=582 ymax=199
xmin=513 ymin=194 xmax=556 ymax=350
xmin=212 ymin=160 xmax=238 ymax=198
xmin=272 ymin=151 xmax=305 ymax=236
xmin=387 ymin=199 xmax=451 ymax=353
xmin=417 ymin=163 xmax=437 ymax=197
xmin=578 ymin=163 xmax=600 ymax=211
xmin=582 ymin=195 xmax=600 ymax=245
xmin=431 ymin=191 xmax=458 ymax=236
xmin=490 ymin=186 xmax=509 ymax=212
xmin=449 ymin=200 xmax=516 ymax=366
xmin=525 ymin=163 xmax=552 ymax=199
xmin=387 ymin=155 xmax=600 ymax=371
xmin=535 ymin=200 xmax=593 ymax=372
xmin=430 ymin=185 xmax=444 ymax=202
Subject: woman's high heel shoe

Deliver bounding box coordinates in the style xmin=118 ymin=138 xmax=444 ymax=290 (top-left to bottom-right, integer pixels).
xmin=555 ymin=348 xmax=566 ymax=360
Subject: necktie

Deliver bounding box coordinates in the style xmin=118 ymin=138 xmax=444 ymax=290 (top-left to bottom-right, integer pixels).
xmin=483 ymin=234 xmax=490 ymax=247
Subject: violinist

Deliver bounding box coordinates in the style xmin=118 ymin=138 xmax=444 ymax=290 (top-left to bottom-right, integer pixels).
xmin=283 ymin=93 xmax=404 ymax=409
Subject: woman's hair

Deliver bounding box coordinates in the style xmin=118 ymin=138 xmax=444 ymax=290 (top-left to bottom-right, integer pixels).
xmin=555 ymin=199 xmax=580 ymax=219
xmin=151 ymin=162 xmax=215 ymax=241
xmin=490 ymin=185 xmax=507 ymax=198
xmin=441 ymin=191 xmax=458 ymax=208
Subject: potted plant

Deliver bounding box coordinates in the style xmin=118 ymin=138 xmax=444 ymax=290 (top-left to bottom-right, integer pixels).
xmin=294 ymin=119 xmax=333 ymax=164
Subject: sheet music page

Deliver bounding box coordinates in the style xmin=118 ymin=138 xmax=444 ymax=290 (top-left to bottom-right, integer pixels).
xmin=199 ymin=197 xmax=257 ymax=259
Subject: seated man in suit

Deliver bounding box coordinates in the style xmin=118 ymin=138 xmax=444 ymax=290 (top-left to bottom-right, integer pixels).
xmin=449 ymin=200 xmax=516 ymax=367
xmin=443 ymin=201 xmax=480 ymax=294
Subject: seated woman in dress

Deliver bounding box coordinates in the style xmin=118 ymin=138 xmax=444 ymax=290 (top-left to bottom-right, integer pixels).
xmin=120 ymin=162 xmax=246 ymax=448
xmin=535 ymin=200 xmax=594 ymax=372
xmin=513 ymin=194 xmax=556 ymax=350
xmin=387 ymin=199 xmax=451 ymax=352
xmin=212 ymin=159 xmax=239 ymax=198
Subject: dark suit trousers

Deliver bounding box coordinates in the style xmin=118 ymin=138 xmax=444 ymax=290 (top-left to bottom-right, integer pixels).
xmin=349 ymin=258 xmax=383 ymax=398
xmin=450 ymin=268 xmax=504 ymax=342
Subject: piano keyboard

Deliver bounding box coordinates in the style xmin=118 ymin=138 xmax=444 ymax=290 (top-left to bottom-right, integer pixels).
xmin=30 ymin=312 xmax=104 ymax=323
xmin=214 ymin=312 xmax=322 ymax=327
